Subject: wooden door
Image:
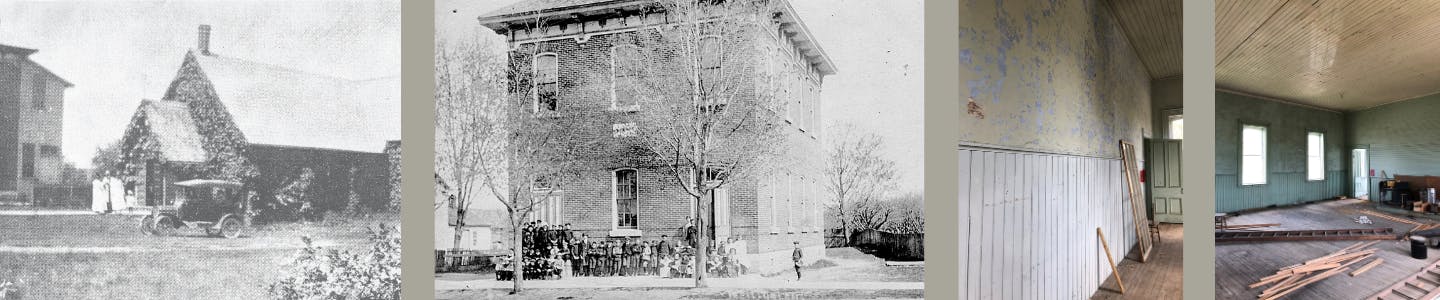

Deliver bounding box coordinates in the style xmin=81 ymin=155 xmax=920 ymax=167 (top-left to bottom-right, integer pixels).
xmin=1149 ymin=139 xmax=1184 ymax=223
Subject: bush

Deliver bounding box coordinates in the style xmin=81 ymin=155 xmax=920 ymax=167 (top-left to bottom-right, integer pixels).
xmin=268 ymin=223 xmax=400 ymax=300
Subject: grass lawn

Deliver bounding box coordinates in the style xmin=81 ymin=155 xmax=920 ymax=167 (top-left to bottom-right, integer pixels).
xmin=0 ymin=212 xmax=397 ymax=299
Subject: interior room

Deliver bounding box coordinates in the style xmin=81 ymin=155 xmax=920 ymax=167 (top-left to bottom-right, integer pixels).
xmin=957 ymin=0 xmax=1182 ymax=299
xmin=1213 ymin=1 xmax=1440 ymax=299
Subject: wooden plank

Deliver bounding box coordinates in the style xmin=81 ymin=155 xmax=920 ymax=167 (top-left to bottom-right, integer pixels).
xmin=957 ymin=149 xmax=971 ymax=297
xmin=1119 ymin=141 xmax=1153 ymax=263
xmin=1098 ymin=227 xmax=1125 ymax=294
xmin=1352 ymin=259 xmax=1385 ymax=277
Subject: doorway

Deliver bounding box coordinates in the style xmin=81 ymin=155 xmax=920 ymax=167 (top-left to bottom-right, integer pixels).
xmin=1353 ymin=148 xmax=1369 ymax=199
xmin=1149 ymin=139 xmax=1184 ymax=223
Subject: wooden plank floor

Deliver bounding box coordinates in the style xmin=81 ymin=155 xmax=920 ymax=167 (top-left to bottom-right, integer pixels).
xmin=1215 ymin=199 xmax=1440 ymax=299
xmin=1091 ymin=223 xmax=1184 ymax=300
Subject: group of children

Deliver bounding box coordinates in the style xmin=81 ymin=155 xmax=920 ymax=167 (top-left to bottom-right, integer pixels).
xmin=495 ymin=219 xmax=751 ymax=280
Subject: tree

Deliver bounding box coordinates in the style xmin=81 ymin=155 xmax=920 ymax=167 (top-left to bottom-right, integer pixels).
xmin=881 ymin=192 xmax=924 ymax=234
xmin=823 ymin=124 xmax=898 ymax=245
xmin=435 ymin=28 xmax=602 ymax=294
xmin=616 ymin=0 xmax=790 ymax=288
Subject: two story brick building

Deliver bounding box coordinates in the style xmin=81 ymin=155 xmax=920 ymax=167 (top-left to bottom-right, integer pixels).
xmin=0 ymin=44 xmax=74 ymax=205
xmin=477 ymin=0 xmax=835 ymax=271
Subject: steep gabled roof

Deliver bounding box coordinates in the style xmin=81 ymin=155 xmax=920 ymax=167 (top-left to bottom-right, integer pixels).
xmin=190 ymin=52 xmax=398 ymax=153
xmin=136 ymin=100 xmax=207 ymax=163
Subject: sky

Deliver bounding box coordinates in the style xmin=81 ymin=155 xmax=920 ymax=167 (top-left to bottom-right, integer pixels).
xmin=438 ymin=0 xmax=925 ymax=209
xmin=0 ymin=0 xmax=402 ymax=168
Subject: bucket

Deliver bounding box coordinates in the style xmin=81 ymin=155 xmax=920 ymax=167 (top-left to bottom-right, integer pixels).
xmin=1413 ymin=236 xmax=1429 ymax=259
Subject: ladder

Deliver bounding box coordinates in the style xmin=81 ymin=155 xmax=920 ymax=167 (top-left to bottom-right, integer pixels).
xmin=1216 ymin=228 xmax=1398 ymax=242
xmin=1372 ymin=259 xmax=1440 ymax=300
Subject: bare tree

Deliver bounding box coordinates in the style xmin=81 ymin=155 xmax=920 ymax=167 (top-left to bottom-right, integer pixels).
xmin=823 ymin=124 xmax=898 ymax=245
xmin=881 ymin=192 xmax=923 ymax=234
xmin=437 ymin=21 xmax=605 ymax=294
xmin=608 ymin=0 xmax=791 ymax=288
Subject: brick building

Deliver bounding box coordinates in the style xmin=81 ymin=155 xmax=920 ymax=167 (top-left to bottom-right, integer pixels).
xmin=478 ymin=0 xmax=835 ymax=272
xmin=0 ymin=44 xmax=73 ymax=205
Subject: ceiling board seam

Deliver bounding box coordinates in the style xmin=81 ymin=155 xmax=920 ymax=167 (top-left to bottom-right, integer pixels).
xmin=1216 ymin=0 xmax=1295 ymax=67
xmin=1101 ymin=0 xmax=1161 ymax=80
xmin=1216 ymin=87 xmax=1343 ymax=113
xmin=1357 ymin=90 xmax=1440 ymax=112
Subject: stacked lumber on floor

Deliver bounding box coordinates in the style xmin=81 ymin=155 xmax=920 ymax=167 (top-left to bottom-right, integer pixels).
xmin=1356 ymin=209 xmax=1426 ymax=226
xmin=1249 ymin=241 xmax=1383 ymax=300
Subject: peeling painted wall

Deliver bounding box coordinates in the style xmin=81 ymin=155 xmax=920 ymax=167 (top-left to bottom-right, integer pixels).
xmin=958 ymin=1 xmax=1154 ymax=299
xmin=1215 ymin=92 xmax=1347 ymax=213
xmin=958 ymin=0 xmax=1153 ymax=158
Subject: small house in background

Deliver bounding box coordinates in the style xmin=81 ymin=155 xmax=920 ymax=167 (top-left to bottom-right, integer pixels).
xmin=0 ymin=44 xmax=76 ymax=206
xmin=114 ymin=25 xmax=399 ymax=217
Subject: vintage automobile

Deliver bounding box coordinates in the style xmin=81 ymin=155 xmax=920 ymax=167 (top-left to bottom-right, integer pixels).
xmin=139 ymin=179 xmax=249 ymax=238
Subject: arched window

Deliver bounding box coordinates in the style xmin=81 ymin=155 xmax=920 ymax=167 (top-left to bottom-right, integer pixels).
xmin=614 ymin=169 xmax=639 ymax=229
xmin=533 ymin=53 xmax=558 ymax=112
xmin=611 ymin=45 xmax=641 ymax=108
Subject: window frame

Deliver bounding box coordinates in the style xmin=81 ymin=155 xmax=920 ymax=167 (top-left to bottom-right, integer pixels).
xmin=612 ymin=168 xmax=640 ymax=231
xmin=532 ymin=53 xmax=559 ymax=113
xmin=20 ymin=143 xmax=34 ymax=178
xmin=1240 ymin=123 xmax=1268 ymax=186
xmin=610 ymin=45 xmax=642 ymax=110
xmin=1167 ymin=113 xmax=1184 ymax=140
xmin=698 ymin=35 xmax=724 ymax=105
xmin=1307 ymin=131 xmax=1325 ymax=181
xmin=31 ymin=74 xmax=45 ymax=110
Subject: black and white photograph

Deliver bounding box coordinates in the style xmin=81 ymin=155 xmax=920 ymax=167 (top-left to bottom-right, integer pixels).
xmin=433 ymin=0 xmax=924 ymax=298
xmin=0 ymin=1 xmax=402 ymax=299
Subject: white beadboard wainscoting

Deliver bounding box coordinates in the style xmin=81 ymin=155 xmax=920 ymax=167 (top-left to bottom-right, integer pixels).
xmin=958 ymin=144 xmax=1139 ymax=299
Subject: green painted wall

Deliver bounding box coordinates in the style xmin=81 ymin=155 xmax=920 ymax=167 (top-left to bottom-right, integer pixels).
xmin=1151 ymin=77 xmax=1182 ymax=139
xmin=958 ymin=0 xmax=1152 ymax=158
xmin=1215 ymin=92 xmax=1347 ymax=213
xmin=1351 ymin=92 xmax=1440 ymax=193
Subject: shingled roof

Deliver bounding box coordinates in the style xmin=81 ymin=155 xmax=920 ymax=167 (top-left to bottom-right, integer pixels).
xmin=192 ymin=52 xmax=399 ymax=153
xmin=135 ymin=100 xmax=207 ymax=163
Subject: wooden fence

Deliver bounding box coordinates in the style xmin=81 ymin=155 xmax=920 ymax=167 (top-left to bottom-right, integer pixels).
xmin=849 ymin=229 xmax=924 ymax=261
xmin=435 ymin=249 xmax=497 ymax=273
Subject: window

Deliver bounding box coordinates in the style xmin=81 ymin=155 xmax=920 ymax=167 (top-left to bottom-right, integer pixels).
xmin=1241 ymin=125 xmax=1267 ymax=185
xmin=699 ymin=36 xmax=722 ymax=104
xmin=785 ymin=172 xmax=794 ymax=232
xmin=614 ymin=169 xmax=638 ymax=229
xmin=611 ymin=46 xmax=641 ymax=108
xmin=1308 ymin=132 xmax=1325 ymax=181
xmin=766 ymin=174 xmax=777 ymax=233
xmin=39 ymin=145 xmax=59 ymax=156
xmin=533 ymin=54 xmax=558 ymax=112
xmin=531 ymin=176 xmax=553 ymax=191
xmin=31 ymin=75 xmax=45 ymax=110
xmin=1168 ymin=114 xmax=1184 ymax=139
xmin=612 ymin=123 xmax=637 ymax=137
xmin=20 ymin=143 xmax=34 ymax=178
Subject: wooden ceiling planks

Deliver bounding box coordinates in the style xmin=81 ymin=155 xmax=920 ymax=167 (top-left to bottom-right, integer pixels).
xmin=1216 ymin=0 xmax=1440 ymax=111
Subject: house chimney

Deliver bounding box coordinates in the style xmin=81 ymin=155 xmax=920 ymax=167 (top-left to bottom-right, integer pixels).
xmin=198 ymin=25 xmax=211 ymax=55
